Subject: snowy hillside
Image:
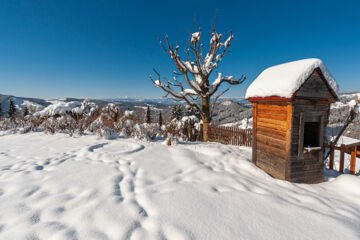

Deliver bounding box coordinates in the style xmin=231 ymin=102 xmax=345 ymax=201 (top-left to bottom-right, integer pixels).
xmin=0 ymin=94 xmax=47 ymax=114
xmin=1 ymin=93 xmax=358 ymax=133
xmin=329 ymin=92 xmax=360 ymax=139
xmin=0 ymin=132 xmax=359 ymax=240
xmin=331 ymin=92 xmax=360 ymax=109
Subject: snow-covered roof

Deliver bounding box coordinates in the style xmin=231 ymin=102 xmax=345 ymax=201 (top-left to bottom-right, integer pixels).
xmin=245 ymin=58 xmax=339 ymax=100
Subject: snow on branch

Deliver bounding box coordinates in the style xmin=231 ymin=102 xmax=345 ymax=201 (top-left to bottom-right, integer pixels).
xmin=150 ymin=69 xmax=203 ymax=117
xmin=208 ymin=72 xmax=246 ymax=97
xmin=151 ymin=18 xmax=246 ymax=123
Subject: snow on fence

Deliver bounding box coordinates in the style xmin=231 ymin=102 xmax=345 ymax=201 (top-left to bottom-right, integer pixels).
xmin=326 ymin=141 xmax=360 ymax=175
xmin=208 ymin=125 xmax=252 ymax=147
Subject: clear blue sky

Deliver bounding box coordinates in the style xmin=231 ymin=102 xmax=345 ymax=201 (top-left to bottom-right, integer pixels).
xmin=0 ymin=0 xmax=359 ymax=99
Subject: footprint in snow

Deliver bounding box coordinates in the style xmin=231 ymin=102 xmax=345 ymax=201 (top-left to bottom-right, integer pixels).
xmin=29 ymin=212 xmax=41 ymax=224
xmin=23 ymin=186 xmax=40 ymax=198
xmin=88 ymin=143 xmax=108 ymax=152
xmin=113 ymin=175 xmax=124 ymax=202
xmin=53 ymin=206 xmax=66 ymax=215
xmin=25 ymin=232 xmax=40 ymax=240
xmin=34 ymin=165 xmax=43 ymax=171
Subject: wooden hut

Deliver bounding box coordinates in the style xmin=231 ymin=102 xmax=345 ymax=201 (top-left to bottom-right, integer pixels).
xmin=246 ymin=58 xmax=339 ymax=183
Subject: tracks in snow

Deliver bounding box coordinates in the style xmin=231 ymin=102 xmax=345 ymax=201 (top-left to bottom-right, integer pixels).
xmin=113 ymin=157 xmax=153 ymax=239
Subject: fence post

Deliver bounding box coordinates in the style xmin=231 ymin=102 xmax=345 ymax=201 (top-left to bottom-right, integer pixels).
xmin=339 ymin=144 xmax=345 ymax=173
xmin=329 ymin=142 xmax=335 ymax=170
xmin=236 ymin=129 xmax=239 ymax=146
xmin=227 ymin=127 xmax=231 ymax=145
xmin=350 ymin=146 xmax=357 ymax=175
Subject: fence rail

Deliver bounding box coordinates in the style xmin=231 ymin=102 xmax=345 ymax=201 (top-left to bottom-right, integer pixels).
xmin=208 ymin=125 xmax=252 ymax=147
xmin=326 ymin=142 xmax=360 ymax=175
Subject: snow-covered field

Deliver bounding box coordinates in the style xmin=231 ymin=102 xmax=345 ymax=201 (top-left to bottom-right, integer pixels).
xmin=0 ymin=133 xmax=360 ymax=240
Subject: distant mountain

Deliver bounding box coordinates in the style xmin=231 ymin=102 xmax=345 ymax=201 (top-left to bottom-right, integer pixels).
xmin=0 ymin=94 xmax=50 ymax=114
xmin=102 ymin=97 xmax=250 ymax=105
xmin=102 ymin=97 xmax=175 ymax=104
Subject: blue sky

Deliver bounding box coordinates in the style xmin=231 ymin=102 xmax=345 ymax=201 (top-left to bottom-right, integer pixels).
xmin=0 ymin=0 xmax=359 ymax=99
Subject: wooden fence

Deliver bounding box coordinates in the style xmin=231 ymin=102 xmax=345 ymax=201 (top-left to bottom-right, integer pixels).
xmin=326 ymin=141 xmax=360 ymax=175
xmin=208 ymin=125 xmax=252 ymax=147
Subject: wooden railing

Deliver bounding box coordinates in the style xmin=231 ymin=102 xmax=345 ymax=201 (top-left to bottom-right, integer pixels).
xmin=208 ymin=125 xmax=252 ymax=147
xmin=326 ymin=142 xmax=360 ymax=174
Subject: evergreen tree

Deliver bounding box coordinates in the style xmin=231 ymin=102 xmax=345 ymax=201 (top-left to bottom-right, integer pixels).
xmin=171 ymin=105 xmax=182 ymax=120
xmin=8 ymin=98 xmax=16 ymax=117
xmin=146 ymin=105 xmax=151 ymax=124
xmin=23 ymin=106 xmax=29 ymax=117
xmin=0 ymin=103 xmax=2 ymax=117
xmin=158 ymin=111 xmax=163 ymax=126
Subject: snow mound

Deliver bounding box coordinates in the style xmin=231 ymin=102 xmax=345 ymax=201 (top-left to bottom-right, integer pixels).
xmin=221 ymin=100 xmax=232 ymax=106
xmin=21 ymin=100 xmax=44 ymax=112
xmin=222 ymin=118 xmax=253 ymax=129
xmin=35 ymin=101 xmax=81 ymax=117
xmin=246 ymin=58 xmax=339 ymax=99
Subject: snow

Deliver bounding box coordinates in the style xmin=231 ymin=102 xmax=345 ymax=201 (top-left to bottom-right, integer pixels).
xmin=181 ymin=115 xmax=199 ymax=123
xmin=212 ymin=72 xmax=222 ymax=86
xmin=221 ymin=100 xmax=232 ymax=106
xmin=1 ymin=132 xmax=360 ymax=239
xmin=349 ymin=99 xmax=357 ymax=108
xmin=210 ymin=32 xmax=222 ymax=44
xmin=180 ymin=61 xmax=199 ymax=74
xmin=180 ymin=89 xmax=197 ymax=95
xmin=245 ymin=58 xmax=339 ymax=99
xmin=203 ymin=53 xmax=215 ymax=74
xmin=35 ymin=100 xmax=81 ymax=117
xmin=224 ymin=35 xmax=232 ymax=47
xmin=124 ymin=110 xmax=134 ymax=117
xmin=22 ymin=100 xmax=45 ymax=112
xmin=32 ymin=99 xmax=98 ymax=117
xmin=154 ymin=80 xmax=161 ymax=86
xmin=331 ymin=93 xmax=360 ymax=109
xmin=331 ymin=101 xmax=348 ymax=109
xmin=348 ymin=98 xmax=359 ymax=113
xmin=191 ymin=32 xmax=200 ymax=43
xmin=222 ymin=118 xmax=253 ymax=129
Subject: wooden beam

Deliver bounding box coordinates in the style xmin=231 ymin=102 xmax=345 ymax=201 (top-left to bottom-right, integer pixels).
xmin=257 ymin=113 xmax=287 ymax=121
xmin=350 ymin=146 xmax=357 ymax=175
xmin=343 ymin=141 xmax=360 ymax=149
xmin=339 ymin=144 xmax=345 ymax=173
xmin=252 ymin=103 xmax=258 ymax=164
xmin=298 ymin=112 xmax=304 ymax=159
xmin=329 ymin=142 xmax=335 ymax=170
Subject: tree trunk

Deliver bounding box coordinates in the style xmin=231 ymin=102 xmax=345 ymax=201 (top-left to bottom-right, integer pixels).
xmin=202 ymin=97 xmax=211 ymax=142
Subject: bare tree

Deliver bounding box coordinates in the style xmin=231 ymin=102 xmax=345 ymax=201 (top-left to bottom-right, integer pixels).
xmin=150 ymin=19 xmax=245 ymax=141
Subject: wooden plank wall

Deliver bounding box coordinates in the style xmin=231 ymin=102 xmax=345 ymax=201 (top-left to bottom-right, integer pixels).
xmin=254 ymin=102 xmax=292 ymax=180
xmin=208 ymin=125 xmax=252 ymax=147
xmin=289 ymin=99 xmax=330 ymax=183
